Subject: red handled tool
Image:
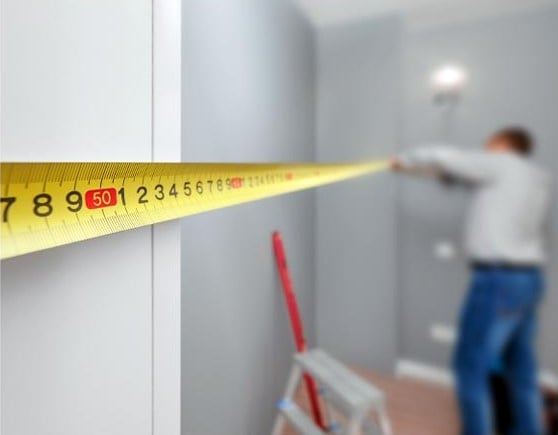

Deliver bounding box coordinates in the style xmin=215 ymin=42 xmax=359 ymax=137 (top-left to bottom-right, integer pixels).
xmin=272 ymin=231 xmax=326 ymax=431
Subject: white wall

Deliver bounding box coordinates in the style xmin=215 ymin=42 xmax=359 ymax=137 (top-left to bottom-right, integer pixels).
xmin=1 ymin=1 xmax=181 ymax=434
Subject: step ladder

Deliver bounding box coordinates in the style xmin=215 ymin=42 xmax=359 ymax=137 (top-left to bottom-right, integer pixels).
xmin=272 ymin=349 xmax=392 ymax=435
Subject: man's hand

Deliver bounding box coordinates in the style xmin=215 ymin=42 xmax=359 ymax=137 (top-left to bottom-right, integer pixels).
xmin=390 ymin=158 xmax=404 ymax=171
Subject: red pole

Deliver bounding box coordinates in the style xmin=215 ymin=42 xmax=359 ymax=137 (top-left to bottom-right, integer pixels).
xmin=272 ymin=231 xmax=326 ymax=431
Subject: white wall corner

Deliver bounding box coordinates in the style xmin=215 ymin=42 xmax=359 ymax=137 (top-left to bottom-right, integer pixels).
xmin=152 ymin=1 xmax=182 ymax=435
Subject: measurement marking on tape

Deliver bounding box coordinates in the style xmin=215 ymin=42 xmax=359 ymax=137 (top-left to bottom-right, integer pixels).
xmin=230 ymin=177 xmax=243 ymax=189
xmin=0 ymin=161 xmax=388 ymax=259
xmin=85 ymin=188 xmax=118 ymax=209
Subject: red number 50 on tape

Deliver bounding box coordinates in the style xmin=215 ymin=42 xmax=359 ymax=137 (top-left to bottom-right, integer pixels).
xmin=85 ymin=188 xmax=117 ymax=210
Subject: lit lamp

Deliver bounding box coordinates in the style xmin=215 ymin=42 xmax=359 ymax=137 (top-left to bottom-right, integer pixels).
xmin=431 ymin=65 xmax=467 ymax=105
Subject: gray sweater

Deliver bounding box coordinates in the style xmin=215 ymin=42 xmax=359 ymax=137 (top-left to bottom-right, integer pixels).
xmin=400 ymin=147 xmax=552 ymax=265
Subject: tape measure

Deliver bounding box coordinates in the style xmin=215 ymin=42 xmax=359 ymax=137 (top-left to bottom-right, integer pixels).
xmin=0 ymin=161 xmax=388 ymax=259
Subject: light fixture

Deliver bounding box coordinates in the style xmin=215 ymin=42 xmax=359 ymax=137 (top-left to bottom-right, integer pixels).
xmin=431 ymin=64 xmax=468 ymax=104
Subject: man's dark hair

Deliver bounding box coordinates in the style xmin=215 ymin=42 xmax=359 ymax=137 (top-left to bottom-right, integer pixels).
xmin=493 ymin=127 xmax=534 ymax=156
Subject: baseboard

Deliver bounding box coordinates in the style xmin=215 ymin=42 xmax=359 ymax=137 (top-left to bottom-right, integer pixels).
xmin=395 ymin=359 xmax=558 ymax=391
xmin=395 ymin=359 xmax=454 ymax=387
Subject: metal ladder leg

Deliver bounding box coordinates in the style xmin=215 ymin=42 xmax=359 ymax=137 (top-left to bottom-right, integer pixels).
xmin=319 ymin=386 xmax=342 ymax=433
xmin=361 ymin=405 xmax=392 ymax=435
xmin=271 ymin=364 xmax=303 ymax=435
xmin=345 ymin=409 xmax=367 ymax=435
xmin=377 ymin=405 xmax=392 ymax=435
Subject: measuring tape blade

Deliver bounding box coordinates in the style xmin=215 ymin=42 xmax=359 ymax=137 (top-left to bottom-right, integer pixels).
xmin=0 ymin=161 xmax=388 ymax=259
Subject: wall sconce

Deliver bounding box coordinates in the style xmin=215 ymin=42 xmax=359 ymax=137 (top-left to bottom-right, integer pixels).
xmin=431 ymin=64 xmax=467 ymax=105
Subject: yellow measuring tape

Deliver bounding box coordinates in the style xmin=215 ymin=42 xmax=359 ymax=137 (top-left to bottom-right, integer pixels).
xmin=0 ymin=161 xmax=388 ymax=259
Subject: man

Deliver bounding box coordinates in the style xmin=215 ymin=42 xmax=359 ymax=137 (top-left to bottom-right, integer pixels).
xmin=393 ymin=128 xmax=552 ymax=435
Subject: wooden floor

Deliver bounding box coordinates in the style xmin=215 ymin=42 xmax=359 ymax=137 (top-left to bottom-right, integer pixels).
xmin=284 ymin=367 xmax=459 ymax=435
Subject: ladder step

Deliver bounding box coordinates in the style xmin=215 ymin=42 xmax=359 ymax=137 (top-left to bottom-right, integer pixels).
xmin=313 ymin=349 xmax=384 ymax=403
xmin=294 ymin=349 xmax=384 ymax=413
xmin=278 ymin=402 xmax=326 ymax=435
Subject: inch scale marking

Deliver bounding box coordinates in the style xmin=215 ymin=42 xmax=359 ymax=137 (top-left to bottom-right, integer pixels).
xmin=0 ymin=161 xmax=388 ymax=259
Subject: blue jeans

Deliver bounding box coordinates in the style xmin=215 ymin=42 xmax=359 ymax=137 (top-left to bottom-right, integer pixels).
xmin=453 ymin=266 xmax=544 ymax=435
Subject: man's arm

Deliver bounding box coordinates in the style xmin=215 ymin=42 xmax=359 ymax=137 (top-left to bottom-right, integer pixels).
xmin=393 ymin=146 xmax=499 ymax=184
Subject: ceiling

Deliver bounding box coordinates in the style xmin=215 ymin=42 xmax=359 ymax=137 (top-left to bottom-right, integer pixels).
xmin=294 ymin=0 xmax=558 ymax=28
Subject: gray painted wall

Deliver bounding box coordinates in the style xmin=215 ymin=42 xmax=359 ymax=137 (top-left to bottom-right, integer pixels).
xmin=399 ymin=6 xmax=558 ymax=373
xmin=179 ymin=5 xmax=558 ymax=433
xmin=180 ymin=1 xmax=316 ymax=434
xmin=315 ymin=16 xmax=402 ymax=372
